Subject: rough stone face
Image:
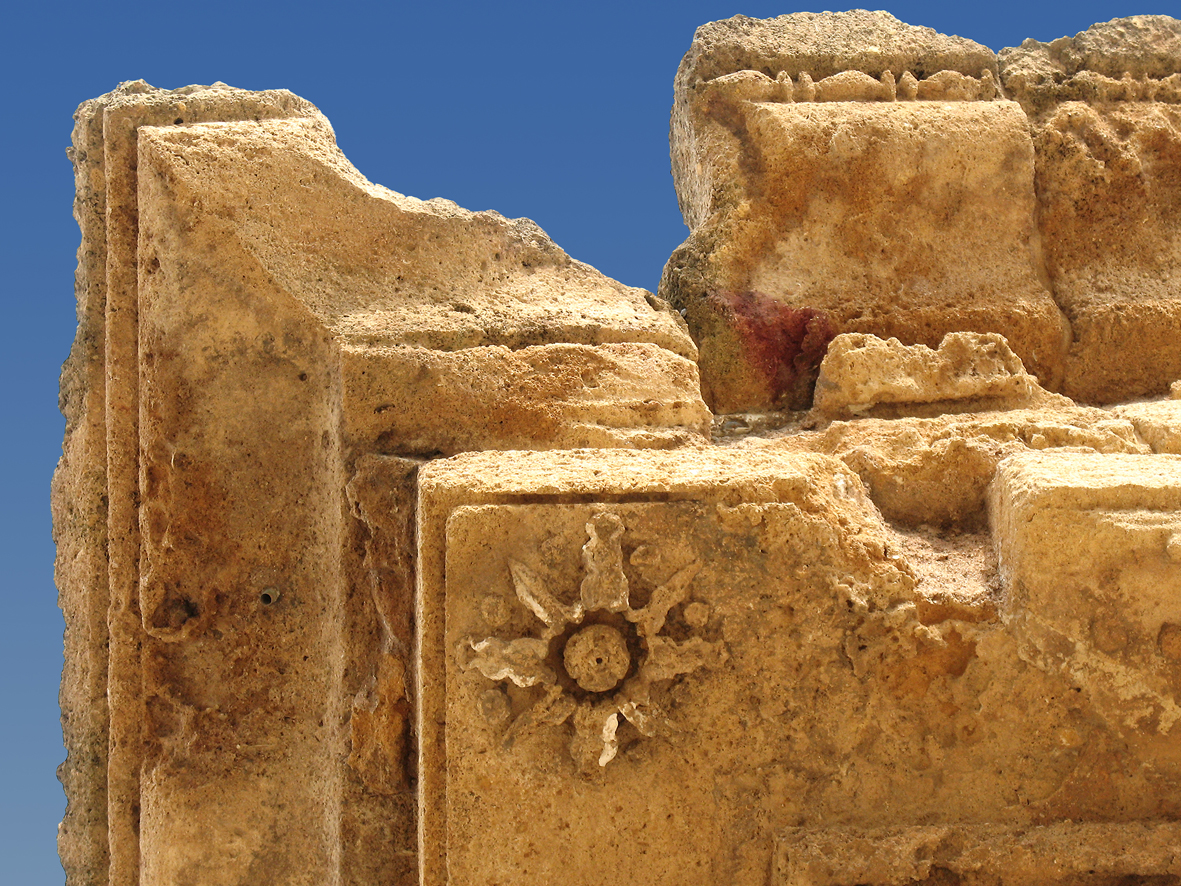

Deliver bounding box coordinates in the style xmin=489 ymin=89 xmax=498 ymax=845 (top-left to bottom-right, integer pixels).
xmin=1115 ymin=400 xmax=1181 ymax=453
xmin=419 ymin=445 xmax=1181 ymax=885
xmin=748 ymin=404 xmax=1147 ymax=529
xmin=999 ymin=16 xmax=1181 ymax=403
xmin=662 ymin=11 xmax=1066 ymax=414
xmin=991 ymin=451 xmax=1181 ymax=756
xmin=666 ymin=10 xmax=1181 ymax=411
xmin=674 ymin=10 xmax=998 ymax=121
xmin=999 ymin=15 xmax=1181 ymax=109
xmin=55 ymin=80 xmax=706 ymax=886
xmin=54 ymin=15 xmax=1181 ymax=886
xmin=813 ymin=332 xmax=1066 ymax=419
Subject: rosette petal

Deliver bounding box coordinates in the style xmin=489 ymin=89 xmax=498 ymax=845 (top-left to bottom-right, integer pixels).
xmin=571 ymin=703 xmax=623 ymax=772
xmin=509 ymin=559 xmax=582 ymax=634
xmin=464 ymin=636 xmax=555 ymax=687
xmin=627 ymin=560 xmax=702 ymax=637
xmin=640 ymin=635 xmax=726 ymax=682
xmin=503 ymin=685 xmax=576 ymax=749
xmin=579 ymin=512 xmax=630 ymax=613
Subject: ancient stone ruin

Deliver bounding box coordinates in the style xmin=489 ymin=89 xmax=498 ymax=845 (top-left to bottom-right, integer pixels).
xmin=53 ymin=11 xmax=1181 ymax=886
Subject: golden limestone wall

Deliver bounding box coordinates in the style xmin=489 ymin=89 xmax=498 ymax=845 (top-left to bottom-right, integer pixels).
xmin=54 ymin=13 xmax=1181 ymax=886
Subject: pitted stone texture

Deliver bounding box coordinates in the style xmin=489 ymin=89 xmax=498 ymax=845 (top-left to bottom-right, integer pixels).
xmin=775 ymin=822 xmax=1181 ymax=886
xmin=136 ymin=112 xmax=705 ymax=454
xmin=1114 ymin=400 xmax=1181 ymax=454
xmin=742 ymin=406 xmax=1146 ymax=529
xmin=564 ymin=624 xmax=631 ymax=692
xmin=1026 ymin=99 xmax=1181 ymax=403
xmin=417 ymin=447 xmax=1181 ymax=886
xmin=813 ymin=332 xmax=1065 ymax=419
xmin=990 ymin=450 xmax=1181 ymax=750
xmin=677 ymin=11 xmax=996 ymax=103
xmin=57 ymin=81 xmax=705 ymax=886
xmin=1000 ymin=16 xmax=1181 ymax=113
xmin=341 ymin=342 xmax=709 ymax=453
xmin=999 ymin=16 xmax=1181 ymax=404
xmin=57 ymin=35 xmax=1181 ymax=886
xmin=662 ymin=34 xmax=1066 ymax=412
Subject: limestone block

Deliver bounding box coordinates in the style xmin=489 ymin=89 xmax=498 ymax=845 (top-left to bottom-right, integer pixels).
xmin=776 ymin=822 xmax=1181 ymax=886
xmin=662 ymin=15 xmax=1066 ymax=412
xmin=990 ymin=450 xmax=1181 ymax=755
xmin=674 ymin=10 xmax=996 ymax=113
xmin=56 ymin=80 xmax=706 ymax=886
xmin=1000 ymin=16 xmax=1181 ymax=112
xmin=748 ymin=406 xmax=1146 ymax=528
xmin=1000 ymin=17 xmax=1181 ymax=403
xmin=417 ymin=447 xmax=1181 ymax=886
xmin=56 ymin=25 xmax=1181 ymax=886
xmin=813 ymin=332 xmax=1066 ymax=419
xmin=134 ymin=108 xmax=706 ymax=453
xmin=1114 ymin=399 xmax=1181 ymax=453
xmin=341 ymin=342 xmax=708 ymax=453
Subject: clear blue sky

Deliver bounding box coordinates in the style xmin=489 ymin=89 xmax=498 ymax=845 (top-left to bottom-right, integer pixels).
xmin=1 ymin=1 xmax=1155 ymax=881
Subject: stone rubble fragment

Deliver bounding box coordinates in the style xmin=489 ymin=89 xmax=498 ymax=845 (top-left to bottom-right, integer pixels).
xmin=812 ymin=332 xmax=1067 ymax=419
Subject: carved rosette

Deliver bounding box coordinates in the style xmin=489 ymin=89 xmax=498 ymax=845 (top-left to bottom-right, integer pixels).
xmin=460 ymin=511 xmax=725 ymax=772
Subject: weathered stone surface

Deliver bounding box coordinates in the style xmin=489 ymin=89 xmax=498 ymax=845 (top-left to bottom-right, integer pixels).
xmin=776 ymin=821 xmax=1181 ymax=886
xmin=747 ymin=406 xmax=1146 ymax=528
xmin=813 ymin=332 xmax=1066 ymax=419
xmin=1000 ymin=15 xmax=1181 ymax=111
xmin=341 ymin=342 xmax=708 ymax=453
xmin=1000 ymin=16 xmax=1181 ymax=403
xmin=419 ymin=447 xmax=1181 ymax=886
xmin=1115 ymin=399 xmax=1181 ymax=453
xmin=675 ymin=11 xmax=996 ymax=102
xmin=134 ymin=107 xmax=706 ymax=454
xmin=55 ymin=17 xmax=1181 ymax=886
xmin=991 ymin=450 xmax=1181 ymax=756
xmin=663 ymin=16 xmax=1066 ymax=411
xmin=56 ymin=80 xmax=706 ymax=886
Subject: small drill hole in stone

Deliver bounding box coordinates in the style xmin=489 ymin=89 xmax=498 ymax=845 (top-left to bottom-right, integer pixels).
xmin=260 ymin=589 xmax=279 ymax=605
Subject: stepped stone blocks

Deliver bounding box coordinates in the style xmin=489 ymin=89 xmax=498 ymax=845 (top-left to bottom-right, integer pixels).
xmin=52 ymin=13 xmax=1181 ymax=886
xmin=55 ymin=80 xmax=704 ymax=886
xmin=663 ymin=11 xmax=1181 ymax=411
xmin=660 ymin=10 xmax=1067 ymax=413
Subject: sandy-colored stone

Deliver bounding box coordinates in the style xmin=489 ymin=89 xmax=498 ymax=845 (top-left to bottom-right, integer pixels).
xmin=813 ymin=332 xmax=1065 ymax=419
xmin=662 ymin=16 xmax=1066 ymax=411
xmin=777 ymin=821 xmax=1181 ymax=886
xmin=135 ymin=112 xmax=705 ymax=454
xmin=54 ymin=18 xmax=1181 ymax=886
xmin=1000 ymin=16 xmax=1181 ymax=403
xmin=56 ymin=80 xmax=705 ymax=886
xmin=676 ymin=11 xmax=996 ymax=106
xmin=991 ymin=450 xmax=1181 ymax=755
xmin=1000 ymin=16 xmax=1181 ymax=112
xmin=745 ymin=406 xmax=1146 ymax=528
xmin=1114 ymin=399 xmax=1181 ymax=453
xmin=419 ymin=447 xmax=1181 ymax=886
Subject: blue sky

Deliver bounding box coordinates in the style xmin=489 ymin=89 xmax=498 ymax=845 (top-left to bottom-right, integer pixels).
xmin=1 ymin=1 xmax=1156 ymax=881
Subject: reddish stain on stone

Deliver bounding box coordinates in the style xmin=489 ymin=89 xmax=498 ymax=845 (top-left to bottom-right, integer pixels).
xmin=711 ymin=290 xmax=835 ymax=407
